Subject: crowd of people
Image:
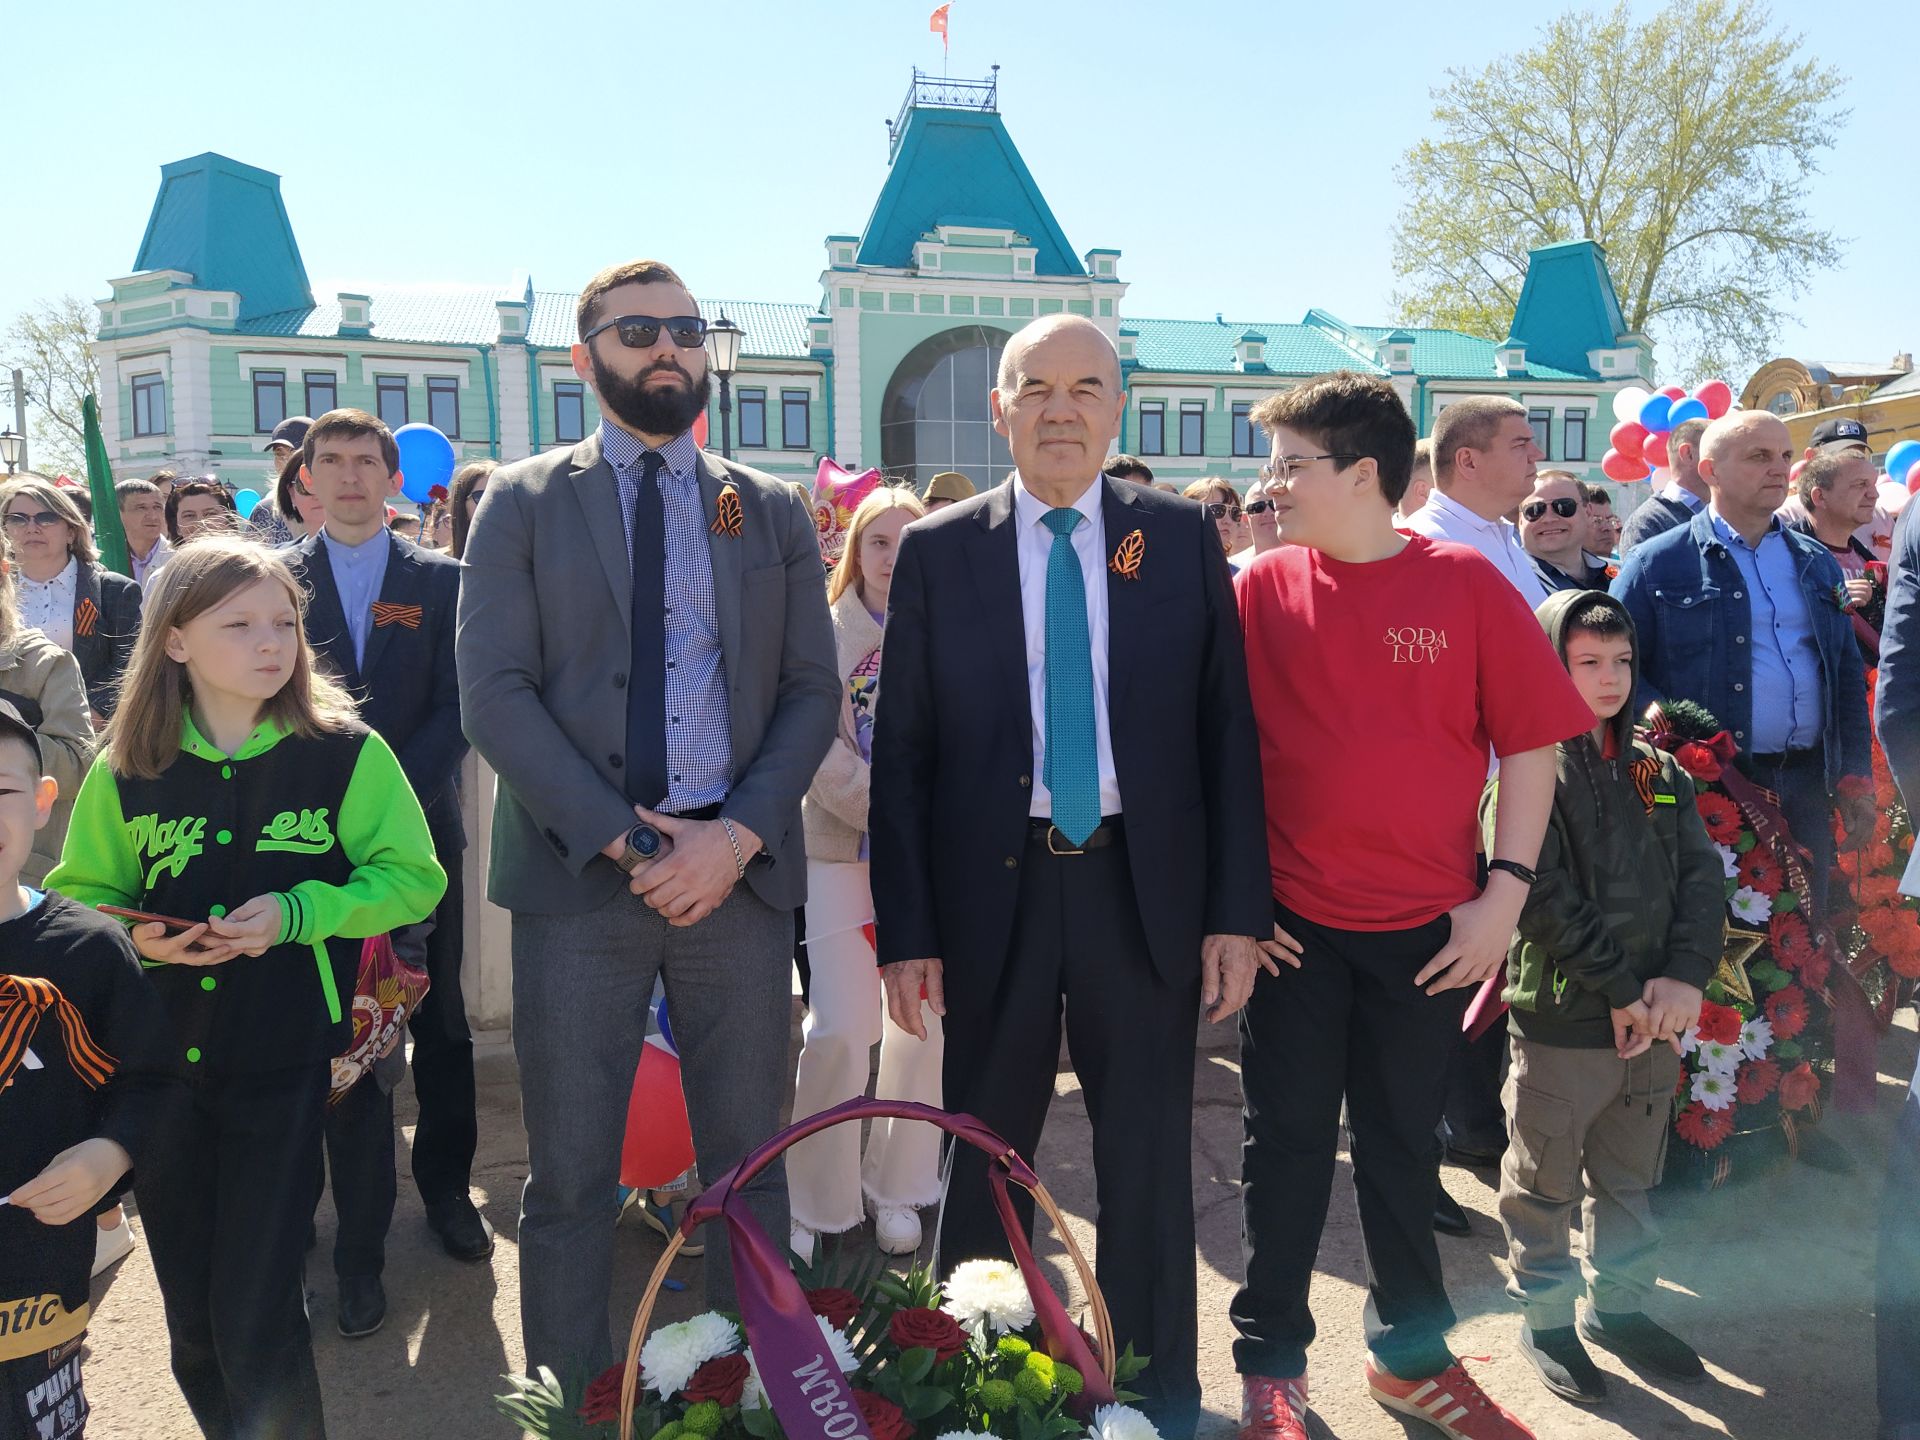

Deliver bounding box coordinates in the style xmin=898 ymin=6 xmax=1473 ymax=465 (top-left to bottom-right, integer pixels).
xmin=1 ymin=252 xmax=1916 ymax=1440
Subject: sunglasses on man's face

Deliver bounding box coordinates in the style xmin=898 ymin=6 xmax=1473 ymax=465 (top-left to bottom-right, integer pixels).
xmin=582 ymin=314 xmax=709 ymax=350
xmin=1244 ymin=499 xmax=1274 ymax=515
xmin=1521 ymin=497 xmax=1582 ymax=522
xmin=1203 ymin=502 xmax=1243 ymax=522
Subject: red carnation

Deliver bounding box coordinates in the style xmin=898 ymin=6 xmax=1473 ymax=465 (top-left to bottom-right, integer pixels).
xmin=1696 ymin=792 xmax=1745 ymax=845
xmin=1736 ymin=848 xmax=1785 ymax=897
xmin=579 ymin=1364 xmax=629 ymax=1425
xmin=1674 ymin=742 xmax=1724 ymax=782
xmin=1764 ymin=985 xmax=1808 ymax=1040
xmin=1861 ymin=874 xmax=1906 ymax=907
xmin=854 ymin=1389 xmax=916 ymax=1440
xmin=807 ymin=1287 xmax=861 ymax=1331
xmin=888 ymin=1307 xmax=968 ymax=1362
xmin=1675 ymin=1102 xmax=1736 ymax=1150
xmin=1890 ymin=944 xmax=1920 ymax=981
xmin=1736 ymin=1059 xmax=1781 ymax=1104
xmin=1777 ymin=1061 xmax=1821 ymax=1113
xmin=1771 ymin=914 xmax=1814 ymax=972
xmin=685 ymin=1354 xmax=750 ymax=1407
xmin=1695 ymin=1001 xmax=1744 ymax=1047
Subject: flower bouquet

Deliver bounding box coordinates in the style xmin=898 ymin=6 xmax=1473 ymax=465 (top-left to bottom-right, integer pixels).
xmin=1829 ymin=669 xmax=1920 ymax=1006
xmin=497 ymin=1100 xmax=1151 ymax=1440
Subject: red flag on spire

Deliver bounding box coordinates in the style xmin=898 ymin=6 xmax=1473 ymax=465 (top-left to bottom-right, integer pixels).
xmin=929 ymin=2 xmax=950 ymax=49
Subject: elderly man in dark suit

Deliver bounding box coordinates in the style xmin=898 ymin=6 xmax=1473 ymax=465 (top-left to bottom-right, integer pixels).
xmin=871 ymin=314 xmax=1271 ymax=1440
xmin=283 ymin=407 xmax=476 ymax=1342
xmin=457 ymin=260 xmax=839 ymax=1382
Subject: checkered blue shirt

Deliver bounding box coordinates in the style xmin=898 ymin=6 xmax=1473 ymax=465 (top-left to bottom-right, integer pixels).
xmin=600 ymin=421 xmax=732 ymax=812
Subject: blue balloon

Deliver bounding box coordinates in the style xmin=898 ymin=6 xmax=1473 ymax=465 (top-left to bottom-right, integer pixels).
xmin=1886 ymin=440 xmax=1920 ymax=489
xmin=233 ymin=488 xmax=262 ymax=519
xmin=1638 ymin=393 xmax=1674 ymax=434
xmin=394 ymin=423 xmax=456 ymax=503
xmin=1665 ymin=396 xmax=1709 ymax=428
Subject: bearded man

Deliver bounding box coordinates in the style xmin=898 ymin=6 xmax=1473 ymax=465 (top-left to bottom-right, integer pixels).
xmin=456 ymin=258 xmax=839 ymax=1379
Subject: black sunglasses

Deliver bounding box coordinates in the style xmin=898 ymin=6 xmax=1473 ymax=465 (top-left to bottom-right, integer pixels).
xmin=2 ymin=510 xmax=63 ymax=529
xmin=1521 ymin=497 xmax=1583 ymax=522
xmin=1203 ymin=502 xmax=1243 ymax=522
xmin=1244 ymin=499 xmax=1273 ymax=515
xmin=582 ymin=314 xmax=709 ymax=349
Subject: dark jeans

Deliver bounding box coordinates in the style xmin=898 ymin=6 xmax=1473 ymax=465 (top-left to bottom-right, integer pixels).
xmin=1743 ymin=748 xmax=1835 ymax=918
xmin=1233 ymin=900 xmax=1468 ymax=1382
xmin=137 ymin=1066 xmax=329 ymax=1440
xmin=938 ymin=829 xmax=1201 ymax=1439
xmin=1880 ymin=1092 xmax=1920 ymax=1433
xmin=1442 ymin=1023 xmax=1508 ymax=1145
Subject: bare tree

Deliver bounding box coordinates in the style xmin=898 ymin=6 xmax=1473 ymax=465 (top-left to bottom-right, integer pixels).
xmin=4 ymin=295 xmax=100 ymax=476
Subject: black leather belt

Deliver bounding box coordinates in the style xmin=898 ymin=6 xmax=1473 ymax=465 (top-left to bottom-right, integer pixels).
xmin=663 ymin=801 xmax=724 ymax=821
xmin=1026 ymin=816 xmax=1123 ymax=855
xmin=1746 ymin=746 xmax=1823 ymax=772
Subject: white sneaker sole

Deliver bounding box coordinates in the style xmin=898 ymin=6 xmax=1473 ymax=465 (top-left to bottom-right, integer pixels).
xmin=1369 ymin=1382 xmax=1480 ymax=1440
xmin=91 ymin=1218 xmax=135 ymax=1278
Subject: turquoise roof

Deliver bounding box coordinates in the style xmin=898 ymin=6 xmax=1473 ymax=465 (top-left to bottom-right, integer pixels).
xmin=856 ymin=106 xmax=1082 ymax=275
xmin=134 ymin=153 xmax=312 ymax=320
xmin=1128 ymin=318 xmax=1373 ymax=375
xmin=1349 ymin=325 xmax=1589 ymax=382
xmin=1506 ymin=239 xmax=1627 ymax=379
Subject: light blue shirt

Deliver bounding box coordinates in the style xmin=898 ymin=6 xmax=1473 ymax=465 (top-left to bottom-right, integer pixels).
xmin=1709 ymin=505 xmax=1824 ymax=753
xmin=320 ymin=527 xmax=393 ymax=670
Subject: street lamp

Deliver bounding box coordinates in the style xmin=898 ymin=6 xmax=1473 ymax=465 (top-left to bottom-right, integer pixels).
xmin=0 ymin=431 xmax=23 ymax=474
xmin=706 ymin=313 xmax=745 ymax=460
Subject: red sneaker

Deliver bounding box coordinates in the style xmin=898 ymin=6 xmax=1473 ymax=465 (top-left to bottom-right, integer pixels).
xmin=1365 ymin=1358 xmax=1537 ymax=1440
xmin=1238 ymin=1373 xmax=1310 ymax=1440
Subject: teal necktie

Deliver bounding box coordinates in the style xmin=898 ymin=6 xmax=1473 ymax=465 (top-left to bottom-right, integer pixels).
xmin=1040 ymin=506 xmax=1099 ymax=846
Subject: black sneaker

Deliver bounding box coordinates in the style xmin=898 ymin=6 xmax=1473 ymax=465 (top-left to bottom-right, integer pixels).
xmin=1519 ymin=1324 xmax=1607 ymax=1404
xmin=337 ymin=1274 xmax=386 ymax=1339
xmin=1434 ymin=1187 xmax=1473 ymax=1237
xmin=1578 ymin=1310 xmax=1703 ymax=1382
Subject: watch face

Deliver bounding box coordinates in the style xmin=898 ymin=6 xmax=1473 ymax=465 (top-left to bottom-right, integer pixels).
xmin=628 ymin=823 xmax=663 ymax=859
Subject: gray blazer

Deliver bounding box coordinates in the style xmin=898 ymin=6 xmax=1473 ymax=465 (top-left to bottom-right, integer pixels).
xmin=456 ymin=431 xmax=839 ymax=915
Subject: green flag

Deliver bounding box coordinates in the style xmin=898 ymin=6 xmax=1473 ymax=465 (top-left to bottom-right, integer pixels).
xmin=83 ymin=394 xmax=130 ymax=576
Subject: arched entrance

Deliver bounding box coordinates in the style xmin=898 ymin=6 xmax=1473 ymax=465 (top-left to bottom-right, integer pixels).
xmin=879 ymin=325 xmax=1016 ymax=491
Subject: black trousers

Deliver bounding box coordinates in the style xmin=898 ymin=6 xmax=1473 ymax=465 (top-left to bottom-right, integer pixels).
xmin=323 ymin=839 xmax=474 ymax=1277
xmin=1880 ymin=1092 xmax=1920 ymax=1433
xmin=1744 ymin=749 xmax=1835 ymax=919
xmin=137 ymin=1065 xmax=329 ymax=1440
xmin=938 ymin=829 xmax=1201 ymax=1438
xmin=1232 ymin=901 xmax=1468 ymax=1383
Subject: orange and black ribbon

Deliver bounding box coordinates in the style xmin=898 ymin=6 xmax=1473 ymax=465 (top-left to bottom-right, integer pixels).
xmin=0 ymin=975 xmax=117 ymax=1092
xmin=1629 ymin=754 xmax=1661 ymax=814
xmin=74 ymin=599 xmax=98 ymax=639
xmin=370 ymin=602 xmax=423 ymax=630
xmin=711 ymin=484 xmax=744 ymax=538
xmin=1110 ymin=528 xmax=1145 ymax=581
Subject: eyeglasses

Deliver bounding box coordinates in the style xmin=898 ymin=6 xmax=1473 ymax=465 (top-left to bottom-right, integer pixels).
xmin=2 ymin=511 xmax=62 ymax=529
xmin=1259 ymin=454 xmax=1360 ymax=485
xmin=581 ymin=314 xmax=709 ymax=349
xmin=1202 ymin=502 xmax=1243 ymax=522
xmin=1244 ymin=499 xmax=1274 ymax=515
xmin=1520 ymin=497 xmax=1582 ymax=522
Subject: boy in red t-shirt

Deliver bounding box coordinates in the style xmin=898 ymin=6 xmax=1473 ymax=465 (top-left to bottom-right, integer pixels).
xmin=1231 ymin=372 xmax=1592 ymax=1440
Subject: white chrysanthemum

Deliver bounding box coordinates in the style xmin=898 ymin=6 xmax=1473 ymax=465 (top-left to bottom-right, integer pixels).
xmin=1090 ymin=1405 xmax=1163 ymax=1440
xmin=1717 ymin=844 xmax=1740 ymax=879
xmin=1739 ymin=1015 xmax=1774 ymax=1061
xmin=738 ymin=1317 xmax=856 ymax=1411
xmin=640 ymin=1312 xmax=741 ymax=1396
xmin=942 ymin=1259 xmax=1036 ymax=1334
xmin=1691 ymin=1069 xmax=1737 ymax=1111
xmin=1698 ymin=1039 xmax=1741 ymax=1075
xmin=1679 ymin=1025 xmax=1701 ymax=1055
xmin=1730 ymin=885 xmax=1771 ymax=925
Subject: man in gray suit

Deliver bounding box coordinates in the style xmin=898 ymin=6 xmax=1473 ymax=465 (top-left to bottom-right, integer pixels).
xmin=457 ymin=258 xmax=839 ymax=1381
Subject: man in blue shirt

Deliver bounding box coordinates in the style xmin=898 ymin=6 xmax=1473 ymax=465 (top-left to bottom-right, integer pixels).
xmin=1618 ymin=417 xmax=1709 ymax=556
xmin=1612 ymin=410 xmax=1873 ymax=917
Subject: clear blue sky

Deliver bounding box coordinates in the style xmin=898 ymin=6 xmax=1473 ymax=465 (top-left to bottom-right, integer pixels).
xmin=7 ymin=0 xmax=1915 ymax=387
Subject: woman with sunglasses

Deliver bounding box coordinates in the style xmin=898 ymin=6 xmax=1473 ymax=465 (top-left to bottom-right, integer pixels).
xmin=0 ymin=475 xmax=143 ymax=724
xmin=1183 ymin=477 xmax=1246 ymax=557
xmin=1518 ymin=471 xmax=1611 ymax=593
xmin=446 ymin=459 xmax=497 ymax=560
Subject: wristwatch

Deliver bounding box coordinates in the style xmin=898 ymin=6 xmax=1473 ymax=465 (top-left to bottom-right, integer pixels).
xmin=613 ymin=822 xmax=667 ymax=875
xmin=1486 ymin=858 xmax=1538 ymax=886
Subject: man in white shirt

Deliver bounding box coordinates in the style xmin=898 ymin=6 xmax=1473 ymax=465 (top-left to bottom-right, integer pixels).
xmin=1407 ymin=396 xmax=1548 ymax=606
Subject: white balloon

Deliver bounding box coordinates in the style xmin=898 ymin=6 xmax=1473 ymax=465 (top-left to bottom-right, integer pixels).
xmin=1611 ymin=387 xmax=1652 ymax=425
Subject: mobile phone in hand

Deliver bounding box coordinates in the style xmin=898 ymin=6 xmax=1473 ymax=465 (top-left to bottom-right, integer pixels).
xmin=96 ymin=904 xmax=203 ymax=933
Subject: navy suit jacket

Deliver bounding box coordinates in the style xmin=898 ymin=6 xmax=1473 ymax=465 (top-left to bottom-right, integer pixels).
xmin=286 ymin=531 xmax=468 ymax=846
xmin=869 ymin=475 xmax=1270 ymax=998
xmin=1876 ymin=499 xmax=1920 ymax=803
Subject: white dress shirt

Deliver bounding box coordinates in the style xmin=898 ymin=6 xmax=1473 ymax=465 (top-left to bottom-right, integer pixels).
xmin=1406 ymin=488 xmax=1550 ymax=606
xmin=17 ymin=556 xmax=77 ymax=651
xmin=1011 ymin=474 xmax=1123 ymax=819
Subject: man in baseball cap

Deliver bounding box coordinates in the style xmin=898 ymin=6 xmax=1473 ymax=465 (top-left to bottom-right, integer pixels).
xmin=262 ymin=415 xmax=314 ymax=472
xmin=1806 ymin=416 xmax=1872 ymax=458
xmin=921 ymin=470 xmax=976 ymax=511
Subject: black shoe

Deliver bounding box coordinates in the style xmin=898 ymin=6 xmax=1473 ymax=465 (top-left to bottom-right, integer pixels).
xmin=337 ymin=1275 xmax=386 ymax=1339
xmin=1578 ymin=1309 xmax=1703 ymax=1382
xmin=1433 ymin=1187 xmax=1472 ymax=1236
xmin=1442 ymin=1123 xmax=1507 ymax=1168
xmin=1520 ymin=1323 xmax=1607 ymax=1403
xmin=426 ymin=1196 xmax=496 ymax=1263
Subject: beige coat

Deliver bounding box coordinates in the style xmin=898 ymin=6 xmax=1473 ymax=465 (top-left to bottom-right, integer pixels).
xmin=802 ymin=589 xmax=885 ymax=864
xmin=0 ymin=626 xmax=96 ymax=884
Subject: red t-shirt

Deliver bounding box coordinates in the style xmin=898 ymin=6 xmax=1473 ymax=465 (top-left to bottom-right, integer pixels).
xmin=1236 ymin=534 xmax=1594 ymax=931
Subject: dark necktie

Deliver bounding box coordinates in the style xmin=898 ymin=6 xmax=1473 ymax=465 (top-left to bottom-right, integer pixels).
xmin=625 ymin=451 xmax=668 ymax=805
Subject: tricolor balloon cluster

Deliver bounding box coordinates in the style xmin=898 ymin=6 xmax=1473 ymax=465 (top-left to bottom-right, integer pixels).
xmin=1887 ymin=439 xmax=1920 ymax=494
xmin=1601 ymin=379 xmax=1734 ymax=483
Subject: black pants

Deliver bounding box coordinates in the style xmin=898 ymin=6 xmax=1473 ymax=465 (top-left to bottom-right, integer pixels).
xmin=1880 ymin=1092 xmax=1920 ymax=1433
xmin=1232 ymin=900 xmax=1468 ymax=1382
xmin=137 ymin=1065 xmax=329 ymax=1440
xmin=938 ymin=829 xmax=1201 ymax=1438
xmin=1744 ymin=749 xmax=1835 ymax=918
xmin=1441 ymin=1023 xmax=1508 ymax=1144
xmin=324 ymin=842 xmax=474 ymax=1277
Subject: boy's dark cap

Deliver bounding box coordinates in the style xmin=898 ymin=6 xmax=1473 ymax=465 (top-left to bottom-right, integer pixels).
xmin=0 ymin=699 xmax=42 ymax=771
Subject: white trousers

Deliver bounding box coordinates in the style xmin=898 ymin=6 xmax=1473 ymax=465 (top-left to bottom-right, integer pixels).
xmin=787 ymin=859 xmax=945 ymax=1232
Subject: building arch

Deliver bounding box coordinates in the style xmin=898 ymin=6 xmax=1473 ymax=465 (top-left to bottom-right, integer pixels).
xmin=879 ymin=324 xmax=1015 ymax=489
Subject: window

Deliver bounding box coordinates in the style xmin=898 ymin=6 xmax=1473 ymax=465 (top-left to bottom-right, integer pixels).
xmin=427 ymin=377 xmax=461 ymax=438
xmin=252 ymin=370 xmax=286 ymax=433
xmin=1179 ymin=400 xmax=1205 ymax=456
xmin=1232 ymin=402 xmax=1264 ymax=458
xmin=1139 ymin=402 xmax=1165 ymax=455
xmin=1766 ymin=390 xmax=1798 ymax=417
xmin=304 ymin=371 xmax=336 ymax=417
xmin=738 ymin=389 xmax=767 ymax=448
xmin=553 ymin=381 xmax=585 ymax=445
xmin=1563 ymin=410 xmax=1588 ymax=462
xmin=375 ymin=376 xmax=408 ymax=430
xmin=877 ymin=326 xmax=1015 ymax=491
xmin=781 ymin=390 xmax=810 ymax=450
xmin=131 ymin=372 xmax=166 ymax=437
xmin=1527 ymin=407 xmax=1553 ymax=459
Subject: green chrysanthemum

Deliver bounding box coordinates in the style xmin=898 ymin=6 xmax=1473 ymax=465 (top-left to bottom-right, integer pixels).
xmin=682 ymin=1402 xmax=724 ymax=1437
xmin=1023 ymin=1353 xmax=1054 ymax=1382
xmin=1011 ymin=1367 xmax=1053 ymax=1406
xmin=1054 ymin=1364 xmax=1084 ymax=1397
xmin=978 ymin=1378 xmax=1018 ymax=1412
xmin=995 ymin=1336 xmax=1032 ymax=1362
xmin=651 ymin=1423 xmax=684 ymax=1440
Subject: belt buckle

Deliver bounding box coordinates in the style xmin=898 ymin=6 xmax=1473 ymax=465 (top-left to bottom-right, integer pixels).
xmin=1046 ymin=824 xmax=1085 ymax=857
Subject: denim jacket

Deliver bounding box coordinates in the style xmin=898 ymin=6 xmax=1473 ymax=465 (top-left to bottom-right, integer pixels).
xmin=1610 ymin=507 xmax=1870 ymax=792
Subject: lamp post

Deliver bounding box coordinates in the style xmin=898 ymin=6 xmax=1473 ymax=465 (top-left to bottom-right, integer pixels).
xmin=0 ymin=431 xmax=23 ymax=475
xmin=706 ymin=313 xmax=745 ymax=460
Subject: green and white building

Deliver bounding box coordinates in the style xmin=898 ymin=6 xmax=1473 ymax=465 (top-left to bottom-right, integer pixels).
xmin=95 ymin=71 xmax=1657 ymax=494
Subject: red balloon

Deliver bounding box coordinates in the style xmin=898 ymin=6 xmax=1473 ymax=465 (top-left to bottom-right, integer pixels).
xmin=1601 ymin=447 xmax=1644 ymax=482
xmin=1695 ymin=378 xmax=1733 ymax=419
xmin=1789 ymin=460 xmax=1808 ymax=486
xmin=1609 ymin=420 xmax=1649 ymax=460
xmin=1658 ymin=384 xmax=1687 ymax=401
xmin=1642 ymin=431 xmax=1670 ymax=469
xmin=1909 ymin=468 xmax=1920 ymax=496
